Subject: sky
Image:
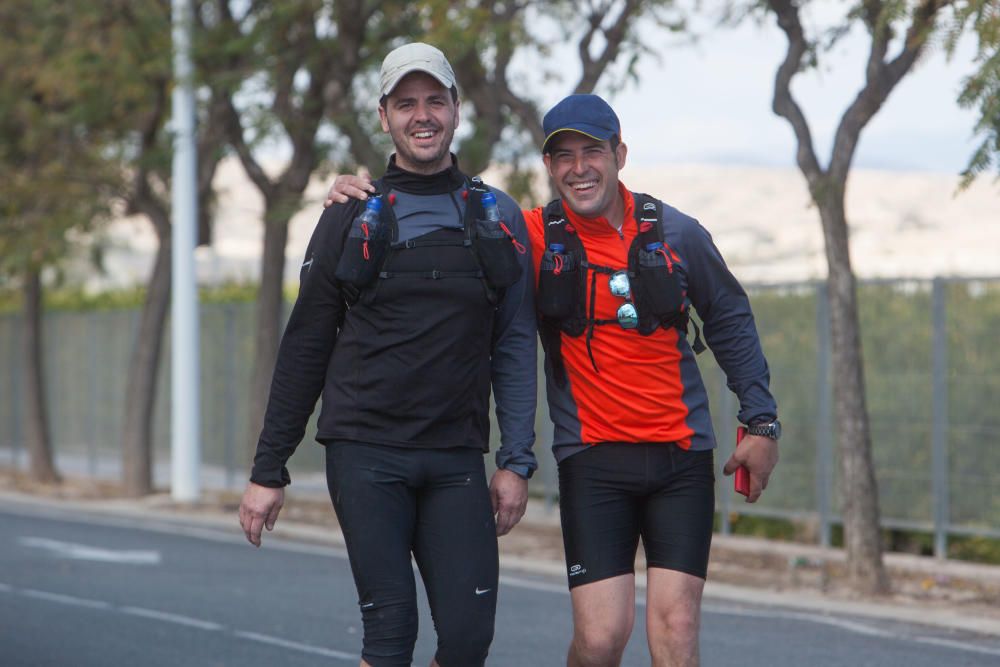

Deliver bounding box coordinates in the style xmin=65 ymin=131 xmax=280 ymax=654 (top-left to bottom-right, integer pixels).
xmin=519 ymin=5 xmax=983 ymax=174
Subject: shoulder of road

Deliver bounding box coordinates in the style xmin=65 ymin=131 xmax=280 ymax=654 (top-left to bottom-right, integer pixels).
xmin=2 ymin=485 xmax=998 ymax=638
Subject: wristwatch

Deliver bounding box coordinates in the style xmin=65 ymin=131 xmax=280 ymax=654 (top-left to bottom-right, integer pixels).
xmin=746 ymin=419 xmax=781 ymax=441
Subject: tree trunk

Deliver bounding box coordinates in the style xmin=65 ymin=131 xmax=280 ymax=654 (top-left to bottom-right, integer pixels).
xmin=121 ymin=228 xmax=171 ymax=497
xmin=22 ymin=268 xmax=59 ymax=484
xmin=247 ymin=213 xmax=290 ymax=455
xmin=816 ymin=186 xmax=889 ymax=595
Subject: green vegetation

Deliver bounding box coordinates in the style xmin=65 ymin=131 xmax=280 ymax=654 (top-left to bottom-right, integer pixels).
xmin=700 ymin=279 xmax=1000 ymax=551
xmin=2 ymin=277 xmax=998 ymax=561
xmin=0 ymin=282 xmax=267 ymax=314
xmin=718 ymin=512 xmax=1000 ymax=566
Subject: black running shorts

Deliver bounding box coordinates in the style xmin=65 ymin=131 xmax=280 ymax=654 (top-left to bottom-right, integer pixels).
xmin=557 ymin=442 xmax=715 ymax=588
xmin=326 ymin=442 xmax=499 ymax=667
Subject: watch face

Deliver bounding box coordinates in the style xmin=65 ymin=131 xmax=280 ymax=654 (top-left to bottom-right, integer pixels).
xmin=751 ymin=420 xmax=781 ymax=440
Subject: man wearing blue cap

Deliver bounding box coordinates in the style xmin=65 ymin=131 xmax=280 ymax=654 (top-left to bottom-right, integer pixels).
xmin=327 ymin=93 xmax=780 ymax=667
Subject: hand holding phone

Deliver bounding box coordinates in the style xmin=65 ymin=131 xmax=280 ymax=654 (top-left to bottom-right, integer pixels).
xmin=735 ymin=426 xmax=750 ymax=497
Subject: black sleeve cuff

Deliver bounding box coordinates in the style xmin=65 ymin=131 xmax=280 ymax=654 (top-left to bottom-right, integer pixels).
xmin=249 ymin=465 xmax=291 ymax=488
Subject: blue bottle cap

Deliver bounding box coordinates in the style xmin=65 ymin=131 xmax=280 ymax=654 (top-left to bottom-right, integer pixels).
xmin=481 ymin=191 xmax=497 ymax=206
xmin=645 ymin=241 xmax=663 ymax=252
xmin=549 ymin=243 xmax=565 ymax=253
xmin=366 ymin=196 xmax=383 ymax=211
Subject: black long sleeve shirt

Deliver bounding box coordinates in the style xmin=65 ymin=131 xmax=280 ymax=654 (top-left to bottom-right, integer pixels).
xmin=250 ymin=157 xmax=538 ymax=486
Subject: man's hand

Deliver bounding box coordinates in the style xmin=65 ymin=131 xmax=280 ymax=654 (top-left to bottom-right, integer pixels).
xmin=323 ymin=171 xmax=375 ymax=208
xmin=722 ymin=434 xmax=779 ymax=504
xmin=489 ymin=468 xmax=528 ymax=536
xmin=238 ymin=482 xmax=285 ymax=547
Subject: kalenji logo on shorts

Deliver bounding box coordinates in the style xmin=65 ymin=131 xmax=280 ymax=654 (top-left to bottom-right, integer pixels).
xmin=569 ymin=563 xmax=586 ymax=576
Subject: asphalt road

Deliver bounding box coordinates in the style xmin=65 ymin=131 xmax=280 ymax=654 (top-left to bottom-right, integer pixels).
xmin=2 ymin=502 xmax=998 ymax=666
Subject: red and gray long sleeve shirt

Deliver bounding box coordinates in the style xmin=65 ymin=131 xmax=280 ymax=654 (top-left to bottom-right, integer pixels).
xmin=524 ymin=183 xmax=777 ymax=463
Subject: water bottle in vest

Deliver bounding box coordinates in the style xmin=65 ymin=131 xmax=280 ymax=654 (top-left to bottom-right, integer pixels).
xmin=359 ymin=196 xmax=383 ymax=246
xmin=334 ymin=195 xmax=386 ymax=287
xmin=474 ymin=190 xmax=522 ymax=290
xmin=482 ymin=191 xmax=502 ymax=228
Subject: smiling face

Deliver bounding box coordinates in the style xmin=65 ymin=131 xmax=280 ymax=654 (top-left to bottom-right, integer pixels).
xmin=543 ymin=132 xmax=627 ymax=221
xmin=379 ymin=72 xmax=460 ymax=174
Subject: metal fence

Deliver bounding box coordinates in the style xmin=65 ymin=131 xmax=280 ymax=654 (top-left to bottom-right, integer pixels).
xmin=1 ymin=277 xmax=998 ymax=555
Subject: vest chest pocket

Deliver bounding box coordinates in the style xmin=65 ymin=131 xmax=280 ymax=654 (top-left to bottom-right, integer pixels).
xmin=473 ymin=218 xmax=523 ymax=289
xmin=335 ymin=213 xmax=391 ymax=287
xmin=634 ymin=245 xmax=684 ymax=320
xmin=537 ymin=248 xmax=579 ymax=319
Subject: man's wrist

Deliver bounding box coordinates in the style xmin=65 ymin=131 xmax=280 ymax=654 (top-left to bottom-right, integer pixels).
xmin=500 ymin=464 xmax=532 ymax=480
xmin=745 ymin=419 xmax=781 ymax=441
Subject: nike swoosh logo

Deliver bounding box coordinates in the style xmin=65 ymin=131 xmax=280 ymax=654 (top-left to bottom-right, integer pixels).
xmin=475 ymin=587 xmax=491 ymax=595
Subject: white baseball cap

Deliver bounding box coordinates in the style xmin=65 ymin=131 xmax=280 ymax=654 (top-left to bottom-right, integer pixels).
xmin=379 ymin=42 xmax=457 ymax=99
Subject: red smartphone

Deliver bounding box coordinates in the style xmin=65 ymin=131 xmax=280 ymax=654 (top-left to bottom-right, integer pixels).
xmin=734 ymin=426 xmax=750 ymax=497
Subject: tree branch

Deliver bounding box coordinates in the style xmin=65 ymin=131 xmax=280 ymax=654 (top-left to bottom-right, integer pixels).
xmin=575 ymin=0 xmax=641 ymax=93
xmin=196 ymin=91 xmax=230 ymax=245
xmin=124 ymin=76 xmax=171 ymax=238
xmin=829 ymin=0 xmax=953 ymax=182
xmin=766 ymin=0 xmax=823 ymax=186
xmin=220 ymin=96 xmax=275 ymax=200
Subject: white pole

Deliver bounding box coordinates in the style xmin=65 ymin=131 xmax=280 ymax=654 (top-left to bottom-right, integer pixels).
xmin=171 ymin=0 xmax=200 ymax=502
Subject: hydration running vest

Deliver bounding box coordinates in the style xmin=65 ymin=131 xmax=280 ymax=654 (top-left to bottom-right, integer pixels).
xmin=536 ymin=193 xmax=704 ymax=387
xmin=334 ymin=176 xmax=524 ymax=305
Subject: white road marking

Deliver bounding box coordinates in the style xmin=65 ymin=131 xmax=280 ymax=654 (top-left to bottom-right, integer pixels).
xmin=12 ymin=583 xmax=362 ymax=660
xmin=4 ymin=503 xmax=350 ymax=560
xmin=234 ymin=630 xmax=360 ymax=661
xmin=19 ymin=536 xmax=161 ymax=565
xmin=497 ymin=578 xmax=997 ymax=658
xmin=6 ymin=503 xmax=999 ymax=660
xmin=500 ymin=573 xmax=649 ymax=604
xmin=703 ymin=603 xmax=1000 ymax=656
xmin=120 ymin=606 xmax=223 ymax=631
xmin=21 ymin=588 xmax=111 ymax=610
xmin=704 ymin=604 xmax=897 ymax=638
xmin=913 ymin=635 xmax=1000 ymax=658
xmin=498 ymin=574 xmax=568 ymax=595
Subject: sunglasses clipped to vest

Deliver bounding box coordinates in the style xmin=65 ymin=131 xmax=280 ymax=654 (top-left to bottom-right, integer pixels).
xmin=536 ymin=194 xmax=704 ymax=387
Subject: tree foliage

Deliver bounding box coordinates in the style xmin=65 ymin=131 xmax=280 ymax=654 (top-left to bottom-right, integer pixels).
xmin=356 ymin=1 xmax=687 ymax=197
xmin=0 ymin=0 xmax=138 ymax=483
xmin=949 ymin=1 xmax=1000 ymax=186
xmin=0 ymin=0 xmax=124 ymax=279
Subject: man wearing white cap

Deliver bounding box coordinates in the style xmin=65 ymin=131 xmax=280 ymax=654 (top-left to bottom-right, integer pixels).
xmin=239 ymin=43 xmax=538 ymax=667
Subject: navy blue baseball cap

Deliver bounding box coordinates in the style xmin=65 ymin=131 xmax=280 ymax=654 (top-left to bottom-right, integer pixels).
xmin=541 ymin=94 xmax=621 ymax=153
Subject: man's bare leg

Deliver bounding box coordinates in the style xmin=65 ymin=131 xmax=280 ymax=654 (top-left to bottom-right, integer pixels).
xmin=567 ymin=573 xmax=636 ymax=667
xmin=645 ymin=568 xmax=704 ymax=667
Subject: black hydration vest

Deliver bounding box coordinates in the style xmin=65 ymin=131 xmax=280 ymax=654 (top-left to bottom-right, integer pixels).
xmin=536 ymin=193 xmax=704 ymax=386
xmin=334 ymin=176 xmax=523 ymax=305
